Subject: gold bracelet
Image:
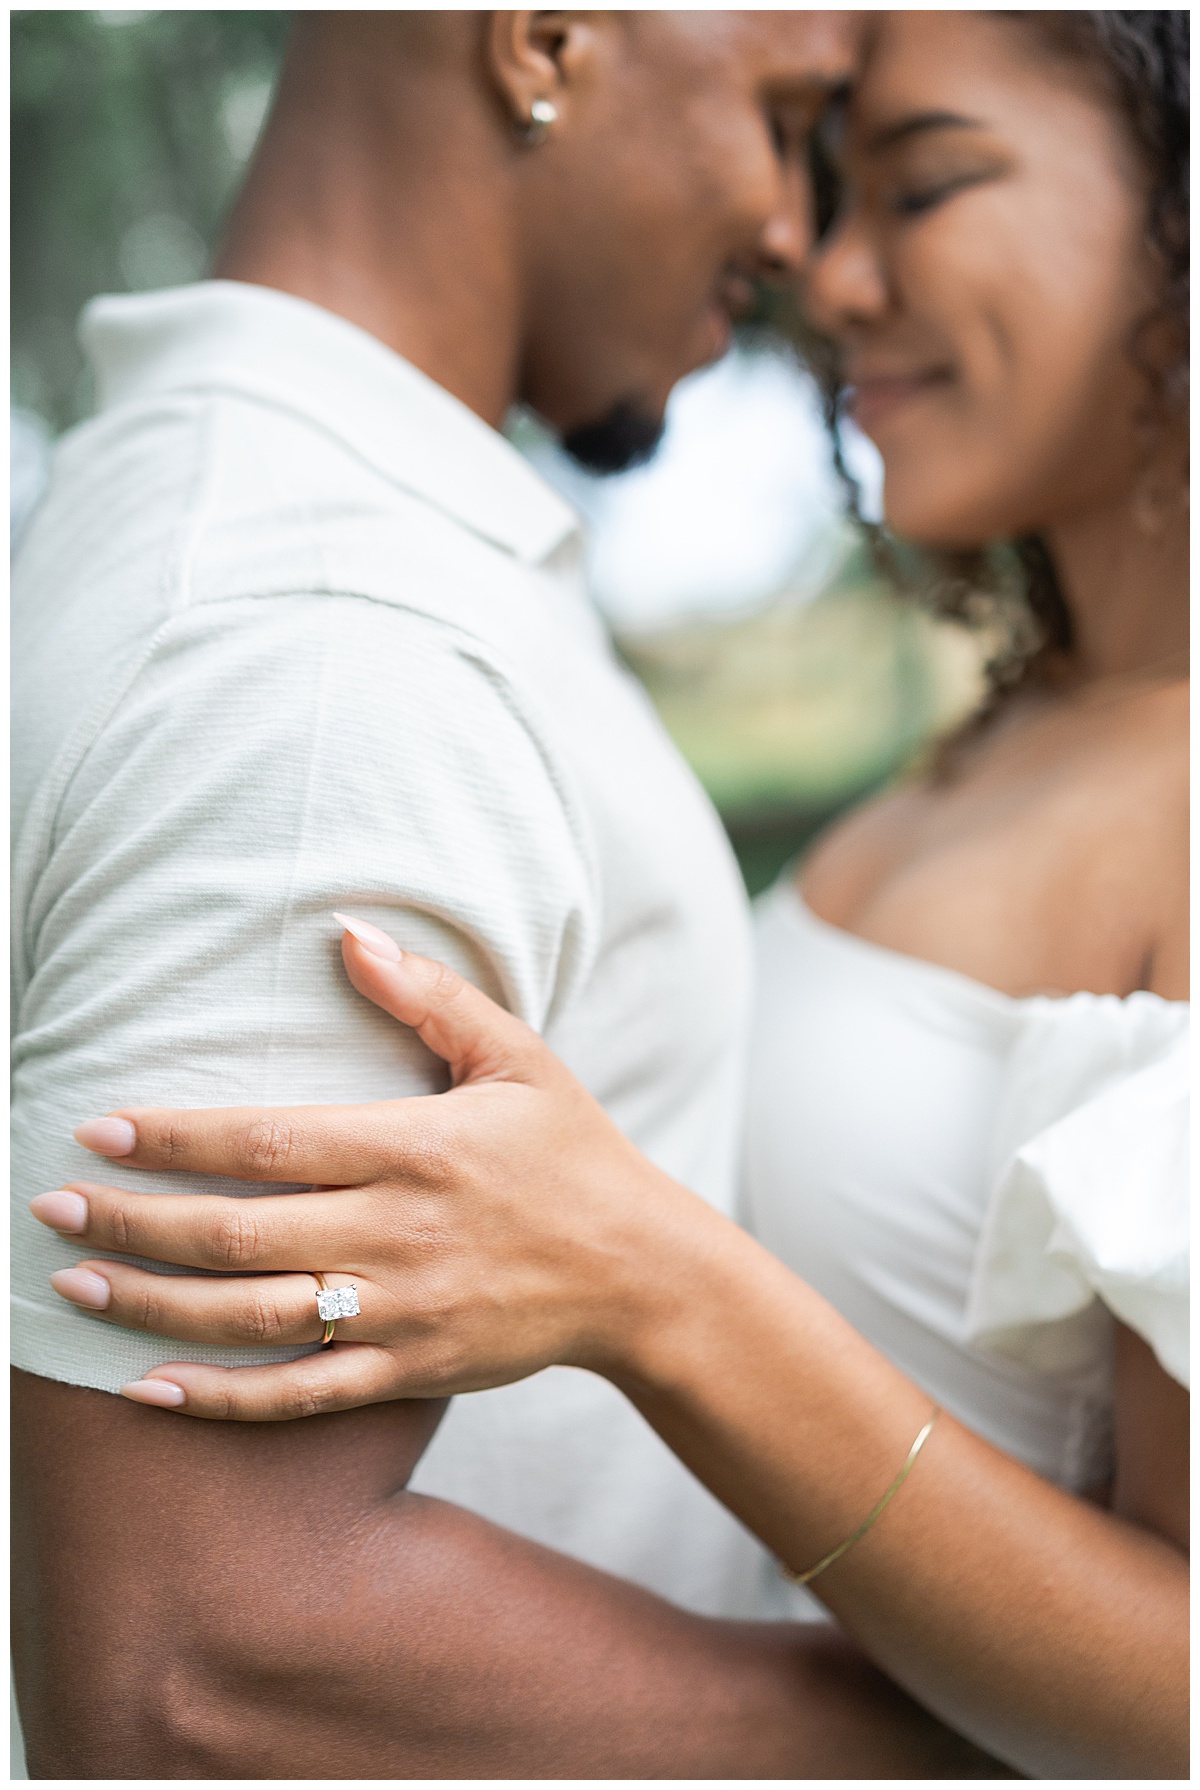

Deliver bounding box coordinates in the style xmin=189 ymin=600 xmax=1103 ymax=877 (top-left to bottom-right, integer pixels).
xmin=782 ymin=1407 xmax=941 ymax=1587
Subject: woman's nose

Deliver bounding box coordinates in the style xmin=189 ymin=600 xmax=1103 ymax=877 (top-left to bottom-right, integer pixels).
xmin=803 ymin=209 xmax=890 ymax=336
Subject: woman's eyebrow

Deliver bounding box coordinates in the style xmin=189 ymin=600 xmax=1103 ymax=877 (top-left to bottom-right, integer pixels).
xmin=866 ymin=110 xmax=983 ymax=154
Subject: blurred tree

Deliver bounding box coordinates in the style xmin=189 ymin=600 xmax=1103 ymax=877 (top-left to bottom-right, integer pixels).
xmin=11 ymin=9 xmax=290 ymax=429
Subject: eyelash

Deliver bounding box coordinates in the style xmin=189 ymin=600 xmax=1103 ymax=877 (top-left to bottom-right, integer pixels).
xmin=889 ymin=174 xmax=983 ymax=218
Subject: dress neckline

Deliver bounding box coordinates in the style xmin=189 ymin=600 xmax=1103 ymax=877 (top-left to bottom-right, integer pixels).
xmin=777 ymin=880 xmax=1187 ymax=1014
xmin=777 ymin=878 xmax=1037 ymax=1013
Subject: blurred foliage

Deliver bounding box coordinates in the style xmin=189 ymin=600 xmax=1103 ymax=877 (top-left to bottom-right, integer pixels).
xmin=623 ymin=544 xmax=983 ymax=892
xmin=11 ymin=10 xmax=986 ymax=896
xmin=12 ymin=9 xmax=290 ymax=428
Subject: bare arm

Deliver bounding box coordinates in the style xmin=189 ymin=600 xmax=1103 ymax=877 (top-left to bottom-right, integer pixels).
xmin=617 ymin=1227 xmax=1187 ymax=1780
xmin=36 ymin=935 xmax=1185 ymax=1778
xmin=12 ymin=1368 xmax=999 ymax=1780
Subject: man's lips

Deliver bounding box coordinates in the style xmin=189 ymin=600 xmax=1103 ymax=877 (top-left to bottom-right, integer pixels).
xmin=847 ymin=368 xmax=953 ymax=429
xmin=714 ymin=271 xmax=759 ymax=321
xmin=698 ymin=273 xmax=758 ymax=363
xmin=680 ymin=271 xmax=760 ymax=380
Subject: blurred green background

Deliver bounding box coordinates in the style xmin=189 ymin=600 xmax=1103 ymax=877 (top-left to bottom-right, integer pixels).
xmin=11 ymin=9 xmax=984 ymax=896
xmin=12 ymin=9 xmax=289 ymax=426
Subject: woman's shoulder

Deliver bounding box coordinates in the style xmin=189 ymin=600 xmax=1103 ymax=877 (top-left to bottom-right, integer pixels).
xmin=1102 ymin=678 xmax=1189 ymax=995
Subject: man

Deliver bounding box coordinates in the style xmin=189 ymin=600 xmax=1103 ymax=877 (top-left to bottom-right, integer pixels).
xmin=12 ymin=12 xmax=983 ymax=1777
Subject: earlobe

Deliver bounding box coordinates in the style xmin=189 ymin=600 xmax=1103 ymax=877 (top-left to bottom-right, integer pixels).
xmin=520 ymin=99 xmax=559 ymax=147
xmin=485 ymin=11 xmax=576 ymax=141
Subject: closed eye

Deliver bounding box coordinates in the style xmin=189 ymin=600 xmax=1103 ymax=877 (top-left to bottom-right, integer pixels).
xmin=888 ymin=167 xmax=998 ymax=219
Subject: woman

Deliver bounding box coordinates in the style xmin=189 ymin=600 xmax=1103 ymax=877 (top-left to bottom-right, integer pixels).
xmin=36 ymin=12 xmax=1188 ymax=1778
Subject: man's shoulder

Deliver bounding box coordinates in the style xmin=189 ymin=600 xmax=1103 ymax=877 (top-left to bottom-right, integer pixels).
xmin=21 ymin=383 xmax=558 ymax=648
xmin=13 ymin=577 xmax=603 ymax=1044
xmin=14 ymin=381 xmax=605 ymax=941
xmin=16 ymin=390 xmax=589 ymax=794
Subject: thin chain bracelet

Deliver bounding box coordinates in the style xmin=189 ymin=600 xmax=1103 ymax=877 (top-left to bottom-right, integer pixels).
xmin=782 ymin=1407 xmax=942 ymax=1587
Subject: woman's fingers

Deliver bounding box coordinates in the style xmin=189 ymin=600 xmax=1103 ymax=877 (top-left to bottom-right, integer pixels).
xmin=68 ymin=930 xmax=563 ymax=1184
xmin=73 ymin=1099 xmax=420 ymax=1184
xmin=30 ymin=1181 xmax=367 ymax=1272
xmin=47 ymin=1259 xmax=365 ymax=1347
xmin=119 ymin=1344 xmax=406 ymax=1421
xmin=337 ymin=928 xmax=552 ymax=1087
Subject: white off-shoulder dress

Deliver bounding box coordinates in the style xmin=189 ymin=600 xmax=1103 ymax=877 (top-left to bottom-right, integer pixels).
xmin=744 ymin=882 xmax=1188 ymax=1522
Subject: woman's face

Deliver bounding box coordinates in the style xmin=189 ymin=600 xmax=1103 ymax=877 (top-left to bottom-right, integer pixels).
xmin=804 ymin=12 xmax=1159 ymax=548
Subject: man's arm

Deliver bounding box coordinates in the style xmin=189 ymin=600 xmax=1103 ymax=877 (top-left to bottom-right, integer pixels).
xmin=13 ymin=602 xmax=1000 ymax=1777
xmin=13 ymin=1369 xmax=1004 ymax=1779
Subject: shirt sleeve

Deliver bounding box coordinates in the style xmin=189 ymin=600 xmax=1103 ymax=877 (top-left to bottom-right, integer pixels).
xmin=12 ymin=591 xmax=599 ymax=1391
xmin=965 ymin=994 xmax=1189 ymax=1389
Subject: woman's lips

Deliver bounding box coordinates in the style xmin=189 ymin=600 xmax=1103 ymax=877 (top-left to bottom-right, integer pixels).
xmin=848 ymin=370 xmax=951 ymax=430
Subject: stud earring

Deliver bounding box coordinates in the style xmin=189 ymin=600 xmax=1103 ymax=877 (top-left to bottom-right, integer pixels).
xmin=521 ymin=98 xmax=558 ymax=144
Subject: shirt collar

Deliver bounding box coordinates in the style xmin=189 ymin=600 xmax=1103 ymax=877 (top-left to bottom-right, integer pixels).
xmin=81 ymin=280 xmax=580 ymax=565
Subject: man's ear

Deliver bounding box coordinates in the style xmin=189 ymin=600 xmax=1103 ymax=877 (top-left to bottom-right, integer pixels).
xmin=486 ymin=11 xmax=604 ymax=136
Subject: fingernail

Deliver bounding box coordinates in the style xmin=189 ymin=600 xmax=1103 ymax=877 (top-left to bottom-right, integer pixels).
xmin=73 ymin=1116 xmax=136 ymax=1157
xmin=332 ymin=912 xmax=402 ymax=962
xmin=120 ymin=1379 xmax=187 ymax=1408
xmin=30 ymin=1190 xmax=89 ymax=1233
xmin=50 ymin=1267 xmax=111 ymax=1310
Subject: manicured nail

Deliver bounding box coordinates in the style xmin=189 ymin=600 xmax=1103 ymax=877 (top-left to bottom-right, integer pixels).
xmin=120 ymin=1379 xmax=187 ymax=1408
xmin=73 ymin=1116 xmax=136 ymax=1157
xmin=30 ymin=1190 xmax=89 ymax=1234
xmin=332 ymin=912 xmax=402 ymax=962
xmin=49 ymin=1267 xmax=112 ymax=1310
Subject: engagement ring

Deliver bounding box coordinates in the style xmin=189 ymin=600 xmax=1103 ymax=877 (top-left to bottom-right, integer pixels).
xmin=312 ymin=1272 xmax=360 ymax=1345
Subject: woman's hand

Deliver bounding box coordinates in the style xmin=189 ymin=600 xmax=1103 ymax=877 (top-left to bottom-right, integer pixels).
xmin=32 ymin=921 xmax=715 ymax=1419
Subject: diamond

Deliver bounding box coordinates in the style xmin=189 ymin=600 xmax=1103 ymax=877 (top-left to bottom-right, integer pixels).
xmin=315 ymin=1284 xmax=360 ymax=1322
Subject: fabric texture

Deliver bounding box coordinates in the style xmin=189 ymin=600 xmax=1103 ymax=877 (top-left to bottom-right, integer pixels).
xmin=745 ymin=883 xmax=1189 ymax=1501
xmin=11 ymin=280 xmax=784 ymax=1619
xmin=966 ymin=993 xmax=1189 ymax=1387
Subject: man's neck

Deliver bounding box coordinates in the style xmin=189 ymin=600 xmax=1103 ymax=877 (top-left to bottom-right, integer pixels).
xmin=214 ymin=33 xmax=524 ymax=430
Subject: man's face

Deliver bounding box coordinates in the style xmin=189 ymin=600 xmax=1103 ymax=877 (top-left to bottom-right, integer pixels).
xmin=515 ymin=12 xmax=860 ymax=471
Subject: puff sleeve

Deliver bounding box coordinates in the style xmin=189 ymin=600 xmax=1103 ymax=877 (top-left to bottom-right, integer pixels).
xmin=965 ymin=992 xmax=1189 ymax=1388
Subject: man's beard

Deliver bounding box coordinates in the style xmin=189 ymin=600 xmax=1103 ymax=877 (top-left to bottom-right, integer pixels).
xmin=561 ymin=398 xmax=666 ymax=476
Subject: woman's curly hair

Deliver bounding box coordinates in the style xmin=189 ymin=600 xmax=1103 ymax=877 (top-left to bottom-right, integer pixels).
xmin=804 ymin=11 xmax=1190 ymax=745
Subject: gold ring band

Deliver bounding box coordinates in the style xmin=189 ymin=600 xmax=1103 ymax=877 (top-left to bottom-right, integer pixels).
xmin=311 ymin=1271 xmax=337 ymax=1346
